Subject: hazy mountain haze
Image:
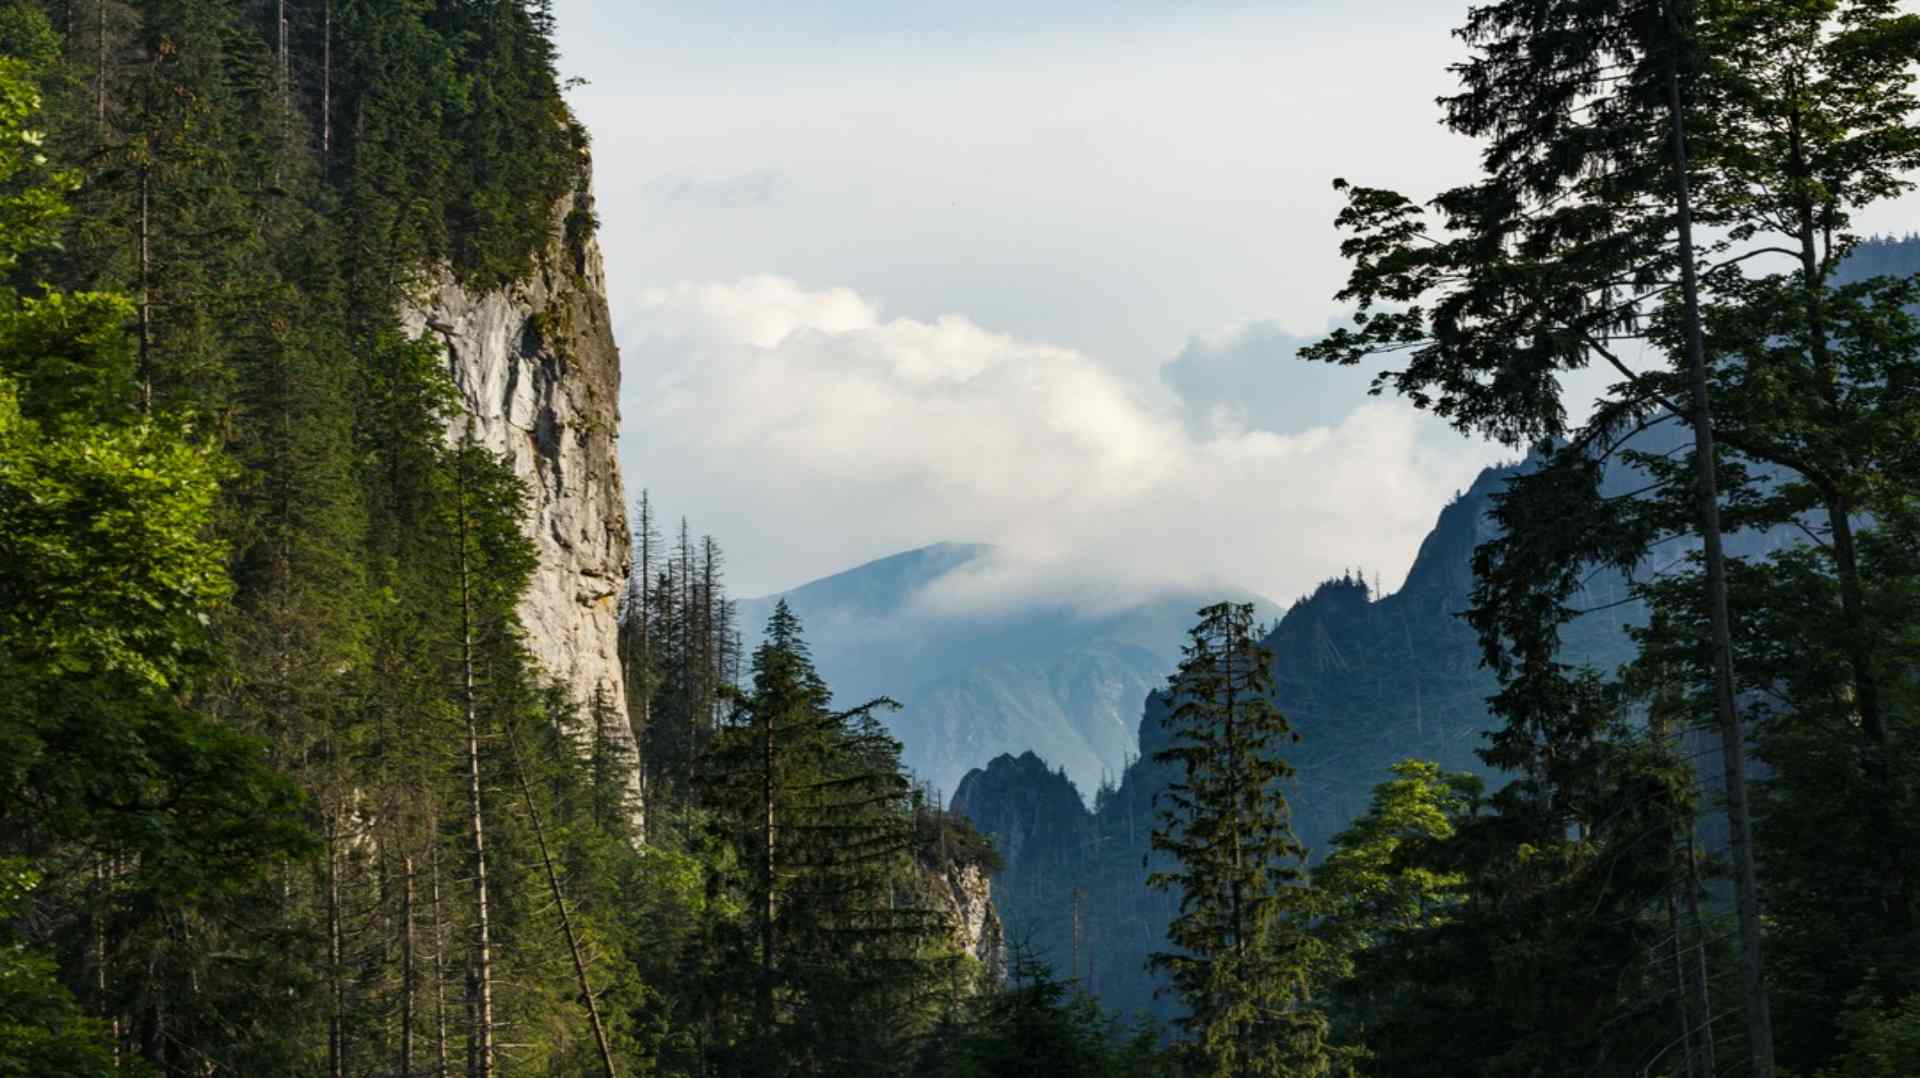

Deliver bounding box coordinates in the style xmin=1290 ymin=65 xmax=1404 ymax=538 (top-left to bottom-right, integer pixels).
xmin=737 ymin=542 xmax=1280 ymax=803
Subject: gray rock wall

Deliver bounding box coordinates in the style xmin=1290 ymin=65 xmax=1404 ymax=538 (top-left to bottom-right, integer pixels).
xmin=941 ymin=861 xmax=1005 ymax=977
xmin=908 ymin=859 xmax=1004 ymax=982
xmin=399 ymin=163 xmax=640 ymax=824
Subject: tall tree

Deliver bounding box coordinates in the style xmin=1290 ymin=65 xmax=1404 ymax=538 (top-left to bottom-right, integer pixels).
xmin=699 ymin=601 xmax=955 ymax=1076
xmin=1298 ymin=1 xmax=1795 ymax=1067
xmin=1147 ymin=602 xmax=1325 ymax=1078
xmin=429 ymin=427 xmax=537 ymax=1078
xmin=620 ymin=489 xmax=660 ymax=804
xmin=1628 ymin=265 xmax=1920 ymax=1065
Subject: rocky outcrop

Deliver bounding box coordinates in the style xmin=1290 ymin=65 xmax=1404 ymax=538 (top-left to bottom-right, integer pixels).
xmin=399 ymin=160 xmax=639 ymax=818
xmin=906 ymin=809 xmax=1007 ymax=983
xmin=943 ymin=860 xmax=1004 ymax=975
xmin=950 ymin=751 xmax=1094 ymax=872
xmin=910 ymin=857 xmax=1004 ymax=982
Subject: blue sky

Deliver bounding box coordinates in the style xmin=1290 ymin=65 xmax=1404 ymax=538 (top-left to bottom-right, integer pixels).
xmin=548 ymin=0 xmax=1919 ymax=604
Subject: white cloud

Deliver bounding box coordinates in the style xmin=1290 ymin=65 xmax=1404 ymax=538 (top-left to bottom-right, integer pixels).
xmin=559 ymin=0 xmax=1920 ymax=608
xmin=621 ymin=276 xmax=1504 ymax=605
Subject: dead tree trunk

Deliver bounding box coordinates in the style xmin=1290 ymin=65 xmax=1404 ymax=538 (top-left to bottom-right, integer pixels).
xmin=758 ymin=692 xmax=776 ymax=1042
xmin=402 ymin=854 xmax=416 ymax=1078
xmin=137 ymin=160 xmax=151 ymax=413
xmin=456 ymin=451 xmax=495 ymax=1078
xmin=504 ymin=720 xmax=619 ymax=1077
xmin=431 ymin=837 xmax=449 ymax=1078
xmin=327 ymin=815 xmax=345 ymax=1078
xmin=321 ymin=0 xmax=332 ymax=161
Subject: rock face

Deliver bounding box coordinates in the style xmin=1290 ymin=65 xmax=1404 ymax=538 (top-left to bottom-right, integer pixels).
xmin=942 ymin=861 xmax=1005 ymax=977
xmin=398 ymin=163 xmax=639 ymax=815
xmin=913 ymin=857 xmax=1005 ymax=981
xmin=949 ymin=751 xmax=1092 ymax=875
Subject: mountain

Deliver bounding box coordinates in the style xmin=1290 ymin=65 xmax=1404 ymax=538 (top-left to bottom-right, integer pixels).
xmin=950 ymin=462 xmax=1536 ymax=1018
xmin=1835 ymin=233 xmax=1920 ymax=285
xmin=952 ymin=416 xmax=1807 ymax=1018
xmin=399 ymin=167 xmax=640 ymax=813
xmin=737 ymin=544 xmax=1279 ymax=804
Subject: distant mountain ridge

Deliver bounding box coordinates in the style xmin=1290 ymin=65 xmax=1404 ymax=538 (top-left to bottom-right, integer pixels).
xmin=737 ymin=543 xmax=1278 ymax=804
xmin=952 ymin=413 xmax=1812 ymax=1018
xmin=758 ymin=542 xmax=994 ymax=620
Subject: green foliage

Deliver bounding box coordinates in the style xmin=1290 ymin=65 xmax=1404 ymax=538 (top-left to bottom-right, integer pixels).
xmin=0 ymin=54 xmax=316 ymax=1075
xmin=927 ymin=945 xmax=1171 ymax=1078
xmin=0 ymin=3 xmax=59 ymax=70
xmin=0 ymin=58 xmax=308 ymax=884
xmin=915 ymin=801 xmax=1006 ymax=875
xmin=1148 ymin=602 xmax=1326 ymax=1078
xmin=1815 ymin=992 xmax=1920 ymax=1078
xmin=1305 ymin=1 xmax=1920 ymax=1075
xmin=1324 ymin=682 xmax=1696 ymax=1078
xmin=13 ymin=0 xmax=1916 ymax=1073
xmin=697 ymin=600 xmax=960 ymax=1075
xmin=1311 ymin=759 xmax=1479 ymax=1030
xmin=0 ymin=56 xmax=69 ymax=277
xmin=0 ymin=862 xmax=136 ymax=1078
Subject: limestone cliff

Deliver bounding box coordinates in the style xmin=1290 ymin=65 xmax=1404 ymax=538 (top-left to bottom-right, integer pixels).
xmin=399 ymin=159 xmax=639 ymax=813
xmin=937 ymin=860 xmax=1005 ymax=977
xmin=906 ymin=855 xmax=1004 ymax=983
xmin=906 ymin=812 xmax=1007 ymax=983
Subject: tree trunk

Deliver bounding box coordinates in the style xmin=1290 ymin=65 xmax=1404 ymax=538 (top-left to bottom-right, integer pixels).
xmin=1223 ymin=625 xmax=1242 ymax=966
xmin=137 ymin=161 xmax=151 ymax=413
xmin=633 ymin=493 xmax=653 ymax=837
xmin=1664 ymin=12 xmax=1775 ymax=1075
xmin=759 ymin=693 xmax=776 ymax=1043
xmin=95 ymin=0 xmax=105 ymax=132
xmin=94 ymin=857 xmax=120 ymax=1066
xmin=1657 ymin=692 xmax=1711 ymax=1078
xmin=1071 ymin=888 xmax=1082 ymax=983
xmin=1665 ymin=887 xmax=1697 ymax=1078
xmin=504 ymin=720 xmax=619 ymax=1077
xmin=403 ymin=854 xmax=416 ymax=1078
xmin=321 ymin=0 xmax=332 ymax=162
xmin=327 ymin=816 xmax=345 ymax=1078
xmin=276 ymin=0 xmax=289 ymax=113
xmin=1683 ymin=830 xmax=1716 ymax=1078
xmin=432 ymin=838 xmax=449 ymax=1078
xmin=457 ymin=458 xmax=495 ymax=1078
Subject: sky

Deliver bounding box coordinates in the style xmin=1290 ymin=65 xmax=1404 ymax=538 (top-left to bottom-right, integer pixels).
xmin=547 ymin=1 xmax=1917 ymax=607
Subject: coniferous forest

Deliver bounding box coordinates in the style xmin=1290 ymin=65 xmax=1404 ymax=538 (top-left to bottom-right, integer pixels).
xmin=3 ymin=0 xmax=1920 ymax=1076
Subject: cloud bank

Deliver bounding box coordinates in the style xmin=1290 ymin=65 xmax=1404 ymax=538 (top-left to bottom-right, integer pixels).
xmin=620 ymin=276 xmax=1504 ymax=607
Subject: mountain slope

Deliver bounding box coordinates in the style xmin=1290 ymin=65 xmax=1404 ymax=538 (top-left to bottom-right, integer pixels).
xmin=955 ymin=424 xmax=1796 ymax=1018
xmin=738 ymin=544 xmax=1277 ymax=802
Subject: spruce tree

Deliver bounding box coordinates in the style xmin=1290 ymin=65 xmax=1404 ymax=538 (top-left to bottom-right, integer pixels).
xmin=699 ymin=601 xmax=955 ymax=1076
xmin=1147 ymin=602 xmax=1325 ymax=1078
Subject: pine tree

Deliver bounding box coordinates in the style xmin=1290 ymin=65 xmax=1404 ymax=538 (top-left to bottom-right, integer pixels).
xmin=1311 ymin=758 xmax=1479 ymax=1067
xmin=698 ymin=601 xmax=954 ymax=1076
xmin=1147 ymin=602 xmax=1326 ymax=1078
xmin=620 ymin=489 xmax=661 ymax=797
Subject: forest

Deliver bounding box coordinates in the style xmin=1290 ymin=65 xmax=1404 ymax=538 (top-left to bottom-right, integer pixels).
xmin=2 ymin=0 xmax=1918 ymax=1076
